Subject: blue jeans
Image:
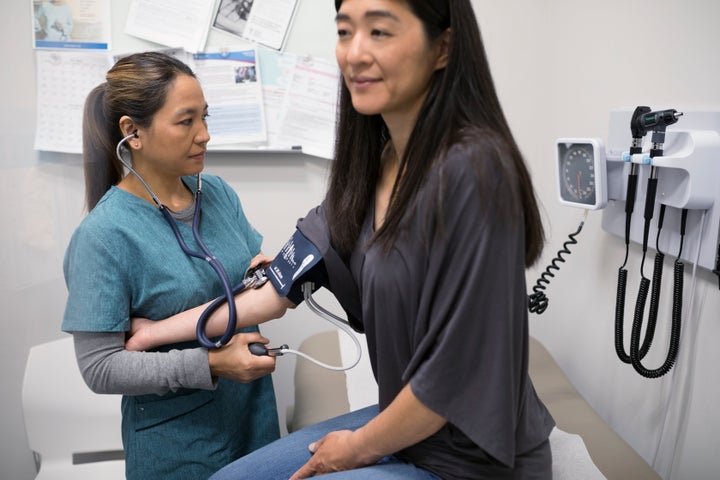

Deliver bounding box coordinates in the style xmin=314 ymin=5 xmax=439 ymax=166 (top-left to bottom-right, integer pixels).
xmin=209 ymin=405 xmax=441 ymax=480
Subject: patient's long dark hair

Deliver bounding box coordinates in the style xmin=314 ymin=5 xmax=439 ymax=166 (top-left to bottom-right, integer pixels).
xmin=328 ymin=0 xmax=544 ymax=267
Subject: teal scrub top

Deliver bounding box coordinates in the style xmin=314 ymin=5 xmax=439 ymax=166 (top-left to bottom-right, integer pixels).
xmin=63 ymin=174 xmax=280 ymax=479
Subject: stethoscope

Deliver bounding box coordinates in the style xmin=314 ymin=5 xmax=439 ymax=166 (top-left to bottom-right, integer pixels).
xmin=116 ymin=132 xmax=361 ymax=371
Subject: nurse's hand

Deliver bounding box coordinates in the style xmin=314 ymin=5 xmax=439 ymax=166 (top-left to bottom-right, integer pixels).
xmin=208 ymin=332 xmax=277 ymax=383
xmin=249 ymin=252 xmax=273 ymax=270
xmin=289 ymin=430 xmax=380 ymax=479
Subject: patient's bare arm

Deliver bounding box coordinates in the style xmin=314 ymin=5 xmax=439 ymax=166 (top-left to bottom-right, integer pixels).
xmin=126 ymin=283 xmax=294 ymax=351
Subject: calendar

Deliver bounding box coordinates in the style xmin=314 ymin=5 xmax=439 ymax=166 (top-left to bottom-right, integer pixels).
xmin=33 ymin=50 xmax=111 ymax=154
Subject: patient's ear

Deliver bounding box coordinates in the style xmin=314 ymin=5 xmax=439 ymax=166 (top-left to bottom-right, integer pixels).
xmin=434 ymin=28 xmax=451 ymax=71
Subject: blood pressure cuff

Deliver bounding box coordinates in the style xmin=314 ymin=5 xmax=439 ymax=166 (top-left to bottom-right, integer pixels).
xmin=266 ymin=229 xmax=328 ymax=305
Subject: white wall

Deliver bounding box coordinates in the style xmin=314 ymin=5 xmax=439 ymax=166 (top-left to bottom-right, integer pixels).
xmin=2 ymin=1 xmax=719 ymax=479
xmin=473 ymin=1 xmax=720 ymax=479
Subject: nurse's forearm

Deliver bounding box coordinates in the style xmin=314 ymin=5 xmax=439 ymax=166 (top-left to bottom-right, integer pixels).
xmin=131 ymin=283 xmax=293 ymax=350
xmin=350 ymin=384 xmax=447 ymax=463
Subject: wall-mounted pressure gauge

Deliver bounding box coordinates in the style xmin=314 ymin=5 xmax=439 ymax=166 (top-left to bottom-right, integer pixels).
xmin=556 ymin=138 xmax=607 ymax=209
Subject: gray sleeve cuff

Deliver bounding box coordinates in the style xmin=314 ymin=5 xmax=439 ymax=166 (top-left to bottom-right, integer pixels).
xmin=72 ymin=331 xmax=217 ymax=395
xmin=182 ymin=347 xmax=218 ymax=390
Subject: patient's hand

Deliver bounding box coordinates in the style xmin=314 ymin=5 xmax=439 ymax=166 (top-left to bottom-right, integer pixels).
xmin=126 ymin=317 xmax=155 ymax=351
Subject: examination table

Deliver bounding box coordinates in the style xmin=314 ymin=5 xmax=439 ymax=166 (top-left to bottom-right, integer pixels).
xmin=286 ymin=331 xmax=661 ymax=480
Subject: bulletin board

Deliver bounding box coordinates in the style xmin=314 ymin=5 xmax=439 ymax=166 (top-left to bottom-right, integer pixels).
xmin=31 ymin=0 xmax=340 ymax=159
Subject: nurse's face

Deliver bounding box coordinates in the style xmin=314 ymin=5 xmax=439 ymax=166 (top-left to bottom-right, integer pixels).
xmin=135 ymin=74 xmax=210 ymax=179
xmin=335 ymin=0 xmax=448 ymax=124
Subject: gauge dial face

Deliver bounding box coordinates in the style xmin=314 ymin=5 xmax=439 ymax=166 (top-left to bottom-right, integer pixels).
xmin=560 ymin=143 xmax=596 ymax=205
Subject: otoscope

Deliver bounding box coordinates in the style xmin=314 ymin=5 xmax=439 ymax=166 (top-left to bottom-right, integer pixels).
xmin=615 ymin=106 xmax=652 ymax=364
xmin=626 ymin=106 xmax=652 ymax=229
xmin=637 ymin=109 xmax=683 ymax=273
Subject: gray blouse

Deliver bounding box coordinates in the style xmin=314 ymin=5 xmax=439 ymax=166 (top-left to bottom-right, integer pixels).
xmin=297 ymin=143 xmax=555 ymax=479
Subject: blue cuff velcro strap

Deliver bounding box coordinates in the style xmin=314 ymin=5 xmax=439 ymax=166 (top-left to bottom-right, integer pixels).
xmin=267 ymin=229 xmax=323 ymax=303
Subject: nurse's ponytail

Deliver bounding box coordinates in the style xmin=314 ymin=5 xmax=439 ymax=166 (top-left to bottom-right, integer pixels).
xmin=82 ymin=83 xmax=123 ymax=211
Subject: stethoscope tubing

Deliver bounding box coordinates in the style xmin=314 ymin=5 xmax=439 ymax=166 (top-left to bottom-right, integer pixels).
xmin=158 ymin=197 xmax=238 ymax=349
xmin=116 ymin=132 xmax=238 ymax=349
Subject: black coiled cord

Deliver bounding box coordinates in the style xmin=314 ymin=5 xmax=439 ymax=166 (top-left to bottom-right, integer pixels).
xmin=615 ymin=197 xmax=663 ymax=366
xmin=614 ymin=256 xmax=663 ymax=365
xmin=615 ymin=164 xmax=639 ymax=364
xmin=628 ymin=208 xmax=687 ymax=378
xmin=630 ymin=260 xmax=683 ymax=378
xmin=614 ymin=267 xmax=631 ymax=362
xmin=619 ymin=205 xmax=668 ymax=363
xmin=528 ymin=221 xmax=583 ymax=315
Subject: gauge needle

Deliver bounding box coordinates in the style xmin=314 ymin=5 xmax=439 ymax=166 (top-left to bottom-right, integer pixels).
xmin=577 ymin=171 xmax=582 ymax=199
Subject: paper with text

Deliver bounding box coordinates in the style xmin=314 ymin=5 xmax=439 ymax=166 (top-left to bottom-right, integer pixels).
xmin=276 ymin=56 xmax=339 ymax=160
xmin=125 ymin=0 xmax=214 ymax=53
xmin=212 ymin=0 xmax=298 ymax=51
xmin=193 ymin=48 xmax=268 ymax=145
xmin=244 ymin=0 xmax=298 ymax=50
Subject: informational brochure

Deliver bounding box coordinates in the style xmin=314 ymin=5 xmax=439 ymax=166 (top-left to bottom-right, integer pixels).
xmin=33 ymin=50 xmax=112 ymax=153
xmin=124 ymin=0 xmax=215 ymax=53
xmin=32 ymin=0 xmax=112 ymax=50
xmin=192 ymin=48 xmax=268 ymax=145
xmin=212 ymin=0 xmax=298 ymax=51
xmin=275 ymin=55 xmax=339 ymax=160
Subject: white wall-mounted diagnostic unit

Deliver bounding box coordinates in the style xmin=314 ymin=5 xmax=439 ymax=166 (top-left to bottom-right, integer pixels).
xmin=553 ymin=109 xmax=720 ymax=278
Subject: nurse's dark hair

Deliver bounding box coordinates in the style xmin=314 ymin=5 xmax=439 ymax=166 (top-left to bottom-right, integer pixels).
xmin=328 ymin=0 xmax=545 ymax=267
xmin=82 ymin=51 xmax=196 ymax=211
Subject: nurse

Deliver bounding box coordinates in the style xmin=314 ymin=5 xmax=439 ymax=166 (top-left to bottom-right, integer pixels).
xmin=62 ymin=52 xmax=281 ymax=479
xmin=130 ymin=0 xmax=556 ymax=478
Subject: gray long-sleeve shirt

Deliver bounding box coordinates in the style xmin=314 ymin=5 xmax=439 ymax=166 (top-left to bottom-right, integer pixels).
xmin=72 ymin=331 xmax=215 ymax=396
